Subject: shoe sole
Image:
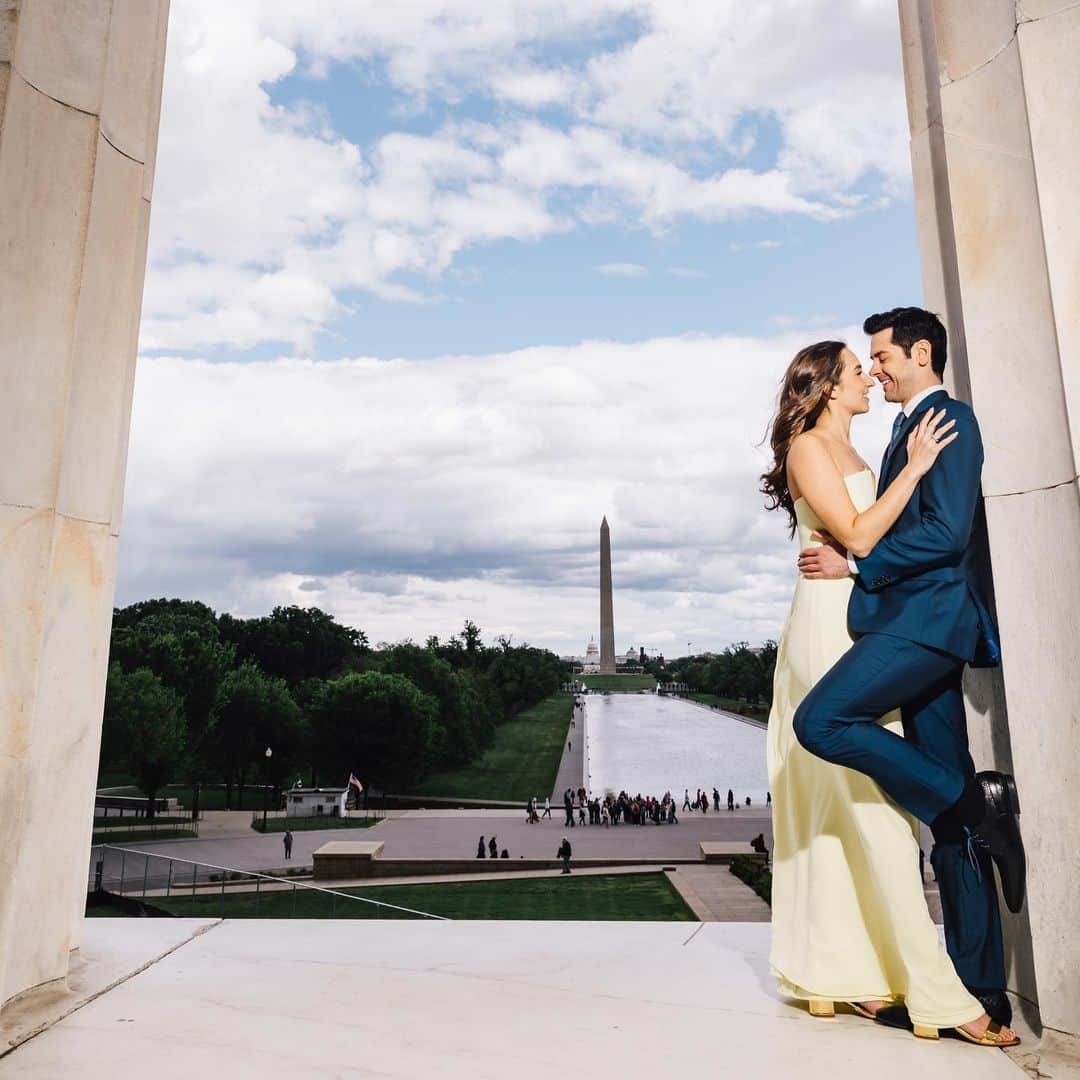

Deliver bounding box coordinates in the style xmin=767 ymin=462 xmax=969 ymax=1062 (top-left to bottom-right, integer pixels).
xmin=995 ymin=774 xmax=1026 ymax=914
xmin=1004 ymin=774 xmax=1020 ymax=816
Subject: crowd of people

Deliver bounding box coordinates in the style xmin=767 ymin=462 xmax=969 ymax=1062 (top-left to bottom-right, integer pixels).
xmin=475 ymin=784 xmax=772 ymax=861
xmin=679 ymin=787 xmax=771 ymax=812
xmin=519 ymin=786 xmax=769 ymax=826
xmin=520 ymin=786 xmax=768 ymax=825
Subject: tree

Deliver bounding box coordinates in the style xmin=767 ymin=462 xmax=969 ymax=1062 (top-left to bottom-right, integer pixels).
xmin=310 ymin=672 xmax=438 ymax=792
xmin=379 ymin=643 xmax=492 ymax=767
xmin=112 ymin=598 xmax=219 ymax=635
xmin=103 ymin=663 xmax=187 ymax=818
xmin=219 ymin=605 xmax=368 ymax=686
xmin=110 ymin=621 xmax=234 ymax=775
xmin=460 ymin=619 xmax=483 ymax=668
xmin=206 ymin=662 xmax=303 ymax=808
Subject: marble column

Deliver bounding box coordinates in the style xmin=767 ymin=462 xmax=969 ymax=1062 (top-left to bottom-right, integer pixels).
xmin=899 ymin=0 xmax=1080 ymax=1038
xmin=0 ymin=0 xmax=169 ymax=1011
xmin=599 ymin=517 xmax=616 ymax=674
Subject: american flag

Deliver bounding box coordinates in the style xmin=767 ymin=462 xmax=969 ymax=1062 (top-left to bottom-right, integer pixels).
xmin=348 ymin=773 xmax=364 ymax=793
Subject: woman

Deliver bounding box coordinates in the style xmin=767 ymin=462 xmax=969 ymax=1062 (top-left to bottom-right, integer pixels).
xmin=761 ymin=341 xmax=1017 ymax=1047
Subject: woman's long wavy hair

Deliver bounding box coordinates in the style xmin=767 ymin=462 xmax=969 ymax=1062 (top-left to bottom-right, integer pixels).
xmin=760 ymin=340 xmax=847 ymax=535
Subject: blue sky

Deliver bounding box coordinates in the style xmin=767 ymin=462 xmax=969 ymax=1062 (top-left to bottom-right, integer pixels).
xmin=255 ymin=61 xmax=919 ymax=361
xmin=123 ymin=0 xmax=918 ymax=654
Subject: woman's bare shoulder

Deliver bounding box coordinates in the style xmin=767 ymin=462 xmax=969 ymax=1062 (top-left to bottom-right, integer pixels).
xmin=787 ymin=430 xmax=830 ymax=465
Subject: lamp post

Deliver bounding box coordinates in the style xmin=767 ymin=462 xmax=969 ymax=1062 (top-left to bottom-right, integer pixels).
xmin=262 ymin=746 xmax=273 ymax=832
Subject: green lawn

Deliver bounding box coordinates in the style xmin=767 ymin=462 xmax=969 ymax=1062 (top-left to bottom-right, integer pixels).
xmin=581 ymin=674 xmax=655 ymax=692
xmin=148 ymin=871 xmax=696 ymax=921
xmin=96 ymin=783 xmax=276 ymax=811
xmin=251 ymin=815 xmax=382 ymax=834
xmin=164 ymin=786 xmax=276 ymax=811
xmin=85 ymin=897 xmax=138 ymax=918
xmin=409 ymin=694 xmax=573 ymax=802
xmin=686 ymin=692 xmax=768 ymax=722
xmin=96 ymin=772 xmax=136 ymax=789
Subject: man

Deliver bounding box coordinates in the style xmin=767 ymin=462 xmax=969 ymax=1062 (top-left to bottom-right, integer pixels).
xmin=727 ymin=788 xmax=735 ymax=812
xmin=794 ymin=307 xmax=1024 ymax=1028
xmin=558 ymin=836 xmax=572 ymax=874
xmin=283 ymin=830 xmax=293 ymax=861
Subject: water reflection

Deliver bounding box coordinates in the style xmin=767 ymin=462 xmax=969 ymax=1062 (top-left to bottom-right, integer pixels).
xmin=585 ymin=694 xmax=769 ymax=805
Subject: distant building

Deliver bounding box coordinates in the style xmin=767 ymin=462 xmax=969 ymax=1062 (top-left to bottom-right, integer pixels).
xmin=286 ymin=787 xmax=347 ymax=818
xmin=582 ymin=637 xmax=601 ymax=673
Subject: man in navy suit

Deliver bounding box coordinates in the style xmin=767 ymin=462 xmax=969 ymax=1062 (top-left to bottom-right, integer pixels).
xmin=794 ymin=307 xmax=1025 ymax=1028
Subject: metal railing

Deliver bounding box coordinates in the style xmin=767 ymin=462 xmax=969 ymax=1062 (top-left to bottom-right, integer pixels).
xmin=89 ymin=844 xmax=446 ymax=921
xmin=92 ymin=818 xmax=199 ymax=840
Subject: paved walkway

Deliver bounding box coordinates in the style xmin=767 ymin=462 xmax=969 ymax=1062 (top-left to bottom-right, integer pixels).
xmin=549 ymin=700 xmax=585 ymax=800
xmin=1 ymin=920 xmax=1029 ymax=1079
xmin=97 ymin=806 xmax=775 ymax=877
xmin=668 ymin=865 xmax=771 ymax=922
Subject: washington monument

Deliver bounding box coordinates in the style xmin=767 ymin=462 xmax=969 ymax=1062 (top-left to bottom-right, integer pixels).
xmin=599 ymin=516 xmax=616 ymax=674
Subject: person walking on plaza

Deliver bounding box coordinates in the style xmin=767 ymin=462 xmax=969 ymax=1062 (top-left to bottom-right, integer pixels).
xmin=682 ymin=788 xmax=692 ymax=812
xmin=558 ymin=837 xmax=572 ymax=874
xmin=488 ymin=835 xmax=498 ymax=859
xmin=727 ymin=788 xmax=735 ymax=812
xmin=542 ymin=796 xmax=552 ymax=819
xmin=283 ymin=830 xmax=293 ymax=860
xmin=713 ymin=787 xmax=721 ymax=811
xmin=477 ymin=836 xmax=486 ymax=859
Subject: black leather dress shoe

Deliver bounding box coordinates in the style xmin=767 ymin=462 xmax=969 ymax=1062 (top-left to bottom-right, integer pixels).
xmin=973 ymin=771 xmax=1026 ymax=913
xmin=968 ymin=988 xmax=1012 ymax=1028
xmin=874 ymin=1004 xmax=913 ymax=1031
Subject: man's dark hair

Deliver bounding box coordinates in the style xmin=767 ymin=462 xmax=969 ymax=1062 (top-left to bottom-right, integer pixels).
xmin=863 ymin=306 xmax=947 ymax=377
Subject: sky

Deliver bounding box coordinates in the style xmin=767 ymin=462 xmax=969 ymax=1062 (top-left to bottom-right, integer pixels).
xmin=120 ymin=0 xmax=921 ymax=657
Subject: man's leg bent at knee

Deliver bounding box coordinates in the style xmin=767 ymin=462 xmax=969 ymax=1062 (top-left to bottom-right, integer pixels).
xmin=793 ymin=633 xmax=967 ymax=824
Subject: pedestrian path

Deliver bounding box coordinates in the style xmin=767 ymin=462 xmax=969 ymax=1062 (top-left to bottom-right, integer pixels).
xmin=549 ymin=701 xmax=584 ymax=800
xmin=666 ymin=865 xmax=770 ymax=922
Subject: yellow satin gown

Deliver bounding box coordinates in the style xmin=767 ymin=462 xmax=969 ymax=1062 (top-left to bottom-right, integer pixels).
xmin=766 ymin=470 xmax=983 ymax=1028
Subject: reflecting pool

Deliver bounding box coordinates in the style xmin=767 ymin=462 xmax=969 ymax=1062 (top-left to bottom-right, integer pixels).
xmin=584 ymin=693 xmax=769 ymax=805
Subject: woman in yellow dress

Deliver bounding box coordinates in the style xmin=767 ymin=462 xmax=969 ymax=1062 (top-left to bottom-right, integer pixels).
xmin=760 ymin=340 xmax=1016 ymax=1046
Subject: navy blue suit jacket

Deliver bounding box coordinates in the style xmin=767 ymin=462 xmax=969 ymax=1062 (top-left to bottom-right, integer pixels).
xmin=849 ymin=388 xmax=1000 ymax=667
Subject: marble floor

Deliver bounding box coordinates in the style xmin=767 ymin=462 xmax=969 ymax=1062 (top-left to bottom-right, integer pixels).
xmin=0 ymin=920 xmax=1026 ymax=1079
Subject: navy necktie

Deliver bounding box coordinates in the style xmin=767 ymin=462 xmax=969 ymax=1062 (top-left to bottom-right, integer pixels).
xmin=888 ymin=410 xmax=907 ymax=452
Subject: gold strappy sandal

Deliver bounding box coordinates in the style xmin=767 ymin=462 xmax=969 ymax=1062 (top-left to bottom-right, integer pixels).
xmin=913 ymin=1020 xmax=1020 ymax=1047
xmin=808 ymin=1000 xmax=879 ymax=1020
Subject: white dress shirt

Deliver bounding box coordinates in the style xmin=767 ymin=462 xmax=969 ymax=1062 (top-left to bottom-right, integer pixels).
xmin=847 ymin=384 xmax=946 ymax=575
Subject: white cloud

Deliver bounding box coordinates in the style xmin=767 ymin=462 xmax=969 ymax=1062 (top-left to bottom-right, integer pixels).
xmin=594 ymin=262 xmax=648 ymax=277
xmin=143 ymin=0 xmax=910 ymax=352
xmin=665 ymin=267 xmax=709 ymax=279
xmin=119 ymin=329 xmax=895 ymax=651
xmin=729 ymin=239 xmax=783 ymax=253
